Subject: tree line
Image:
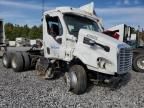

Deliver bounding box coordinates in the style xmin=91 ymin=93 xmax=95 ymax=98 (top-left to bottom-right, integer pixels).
xmin=5 ymin=23 xmax=42 ymax=41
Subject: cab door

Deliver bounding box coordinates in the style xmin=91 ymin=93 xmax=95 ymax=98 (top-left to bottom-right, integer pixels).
xmin=43 ymin=14 xmax=65 ymax=59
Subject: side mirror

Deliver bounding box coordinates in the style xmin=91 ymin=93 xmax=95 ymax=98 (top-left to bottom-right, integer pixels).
xmin=66 ymin=35 xmax=77 ymax=41
xmin=41 ymin=18 xmax=43 ymax=22
xmin=56 ymin=36 xmax=62 ymax=44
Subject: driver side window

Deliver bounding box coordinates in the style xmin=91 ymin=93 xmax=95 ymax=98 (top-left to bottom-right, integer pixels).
xmin=46 ymin=16 xmax=63 ymax=44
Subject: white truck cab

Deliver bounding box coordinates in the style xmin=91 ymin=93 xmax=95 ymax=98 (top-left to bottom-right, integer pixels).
xmin=43 ymin=7 xmax=132 ymax=75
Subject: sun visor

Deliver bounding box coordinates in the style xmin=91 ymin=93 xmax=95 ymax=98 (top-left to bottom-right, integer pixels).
xmin=79 ymin=2 xmax=95 ymax=15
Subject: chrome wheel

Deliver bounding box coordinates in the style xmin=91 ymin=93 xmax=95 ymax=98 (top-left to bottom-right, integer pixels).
xmin=65 ymin=65 xmax=87 ymax=94
xmin=2 ymin=55 xmax=7 ymax=66
xmin=11 ymin=58 xmax=17 ymax=69
xmin=70 ymin=71 xmax=78 ymax=89
xmin=65 ymin=72 xmax=71 ymax=91
xmin=137 ymin=58 xmax=144 ymax=70
xmin=65 ymin=71 xmax=78 ymax=91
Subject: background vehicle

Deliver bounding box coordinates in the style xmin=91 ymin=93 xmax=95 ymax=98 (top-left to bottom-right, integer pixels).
xmin=0 ymin=19 xmax=7 ymax=56
xmin=2 ymin=6 xmax=132 ymax=94
xmin=104 ymin=24 xmax=144 ymax=72
xmin=0 ymin=19 xmax=5 ymax=45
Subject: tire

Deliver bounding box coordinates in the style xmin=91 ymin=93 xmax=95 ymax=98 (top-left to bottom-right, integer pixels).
xmin=65 ymin=65 xmax=87 ymax=94
xmin=11 ymin=52 xmax=24 ymax=72
xmin=22 ymin=52 xmax=30 ymax=70
xmin=2 ymin=52 xmax=13 ymax=68
xmin=133 ymin=54 xmax=144 ymax=72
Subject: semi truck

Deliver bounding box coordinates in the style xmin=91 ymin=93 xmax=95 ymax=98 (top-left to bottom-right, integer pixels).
xmin=0 ymin=19 xmax=5 ymax=45
xmin=0 ymin=19 xmax=33 ymax=57
xmin=0 ymin=19 xmax=7 ymax=56
xmin=2 ymin=7 xmax=132 ymax=94
xmin=104 ymin=24 xmax=144 ymax=72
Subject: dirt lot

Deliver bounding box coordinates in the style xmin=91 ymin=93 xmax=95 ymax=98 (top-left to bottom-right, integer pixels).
xmin=0 ymin=59 xmax=144 ymax=108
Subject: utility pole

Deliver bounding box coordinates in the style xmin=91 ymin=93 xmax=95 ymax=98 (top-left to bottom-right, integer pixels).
xmin=42 ymin=0 xmax=45 ymax=15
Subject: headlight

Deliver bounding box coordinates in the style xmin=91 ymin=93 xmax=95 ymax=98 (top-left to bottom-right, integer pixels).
xmin=97 ymin=57 xmax=112 ymax=70
xmin=105 ymin=62 xmax=112 ymax=71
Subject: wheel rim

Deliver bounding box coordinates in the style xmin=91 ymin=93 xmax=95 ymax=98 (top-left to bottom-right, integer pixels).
xmin=65 ymin=72 xmax=71 ymax=91
xmin=66 ymin=71 xmax=78 ymax=90
xmin=71 ymin=71 xmax=78 ymax=88
xmin=3 ymin=55 xmax=7 ymax=66
xmin=12 ymin=58 xmax=17 ymax=69
xmin=137 ymin=58 xmax=144 ymax=70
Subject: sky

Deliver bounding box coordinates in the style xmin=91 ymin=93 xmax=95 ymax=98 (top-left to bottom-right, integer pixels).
xmin=0 ymin=0 xmax=144 ymax=29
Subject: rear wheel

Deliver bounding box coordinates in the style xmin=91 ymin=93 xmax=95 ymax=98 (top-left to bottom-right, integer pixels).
xmin=22 ymin=52 xmax=30 ymax=70
xmin=65 ymin=65 xmax=87 ymax=94
xmin=2 ymin=52 xmax=13 ymax=68
xmin=133 ymin=54 xmax=144 ymax=72
xmin=11 ymin=52 xmax=24 ymax=72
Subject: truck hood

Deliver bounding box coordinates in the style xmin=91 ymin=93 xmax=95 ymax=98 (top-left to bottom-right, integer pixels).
xmin=73 ymin=29 xmax=131 ymax=74
xmin=78 ymin=29 xmax=130 ymax=49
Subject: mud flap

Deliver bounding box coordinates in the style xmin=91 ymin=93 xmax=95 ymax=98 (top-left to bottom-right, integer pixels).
xmin=36 ymin=57 xmax=50 ymax=76
xmin=36 ymin=57 xmax=55 ymax=79
xmin=107 ymin=73 xmax=128 ymax=90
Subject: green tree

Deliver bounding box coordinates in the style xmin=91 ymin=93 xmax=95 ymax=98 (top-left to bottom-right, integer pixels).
xmin=28 ymin=25 xmax=42 ymax=39
xmin=5 ymin=23 xmax=14 ymax=40
xmin=12 ymin=24 xmax=22 ymax=40
xmin=5 ymin=23 xmax=42 ymax=40
xmin=21 ymin=25 xmax=30 ymax=38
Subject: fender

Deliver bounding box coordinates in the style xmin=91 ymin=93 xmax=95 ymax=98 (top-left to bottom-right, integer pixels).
xmin=73 ymin=51 xmax=88 ymax=65
xmin=73 ymin=51 xmax=100 ymax=70
xmin=133 ymin=48 xmax=144 ymax=54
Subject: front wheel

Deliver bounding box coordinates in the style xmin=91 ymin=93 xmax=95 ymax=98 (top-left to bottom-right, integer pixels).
xmin=65 ymin=65 xmax=87 ymax=94
xmin=133 ymin=54 xmax=144 ymax=72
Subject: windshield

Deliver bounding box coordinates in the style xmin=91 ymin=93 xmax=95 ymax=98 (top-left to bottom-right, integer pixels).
xmin=64 ymin=14 xmax=101 ymax=37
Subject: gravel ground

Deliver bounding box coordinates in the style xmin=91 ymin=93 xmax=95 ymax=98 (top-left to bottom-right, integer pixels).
xmin=0 ymin=59 xmax=144 ymax=108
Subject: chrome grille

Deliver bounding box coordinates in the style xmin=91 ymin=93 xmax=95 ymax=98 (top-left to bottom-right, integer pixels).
xmin=118 ymin=48 xmax=133 ymax=74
